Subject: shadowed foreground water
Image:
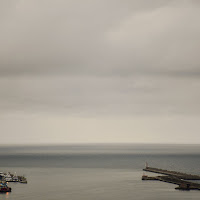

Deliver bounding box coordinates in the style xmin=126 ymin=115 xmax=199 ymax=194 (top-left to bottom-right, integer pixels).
xmin=0 ymin=144 xmax=200 ymax=200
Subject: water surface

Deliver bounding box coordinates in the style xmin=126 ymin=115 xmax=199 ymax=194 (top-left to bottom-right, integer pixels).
xmin=0 ymin=144 xmax=200 ymax=200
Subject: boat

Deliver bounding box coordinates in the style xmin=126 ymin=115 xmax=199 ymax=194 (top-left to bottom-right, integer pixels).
xmin=20 ymin=179 xmax=27 ymax=184
xmin=18 ymin=175 xmax=27 ymax=184
xmin=12 ymin=172 xmax=19 ymax=182
xmin=4 ymin=173 xmax=12 ymax=182
xmin=0 ymin=182 xmax=11 ymax=193
xmin=0 ymin=172 xmax=5 ymax=176
xmin=0 ymin=172 xmax=5 ymax=181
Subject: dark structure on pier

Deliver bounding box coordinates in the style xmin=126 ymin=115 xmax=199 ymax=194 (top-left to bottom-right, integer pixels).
xmin=142 ymin=164 xmax=200 ymax=190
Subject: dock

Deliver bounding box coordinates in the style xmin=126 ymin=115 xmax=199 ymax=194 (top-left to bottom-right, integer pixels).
xmin=144 ymin=166 xmax=200 ymax=180
xmin=142 ymin=165 xmax=200 ymax=190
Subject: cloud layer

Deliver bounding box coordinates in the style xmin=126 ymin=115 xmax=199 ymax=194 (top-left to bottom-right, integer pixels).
xmin=0 ymin=0 xmax=200 ymax=143
xmin=1 ymin=0 xmax=200 ymax=78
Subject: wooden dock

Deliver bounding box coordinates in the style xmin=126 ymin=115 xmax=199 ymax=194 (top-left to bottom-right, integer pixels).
xmin=142 ymin=166 xmax=200 ymax=190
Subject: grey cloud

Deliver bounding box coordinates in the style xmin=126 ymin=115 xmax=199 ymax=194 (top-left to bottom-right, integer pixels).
xmin=0 ymin=0 xmax=200 ymax=116
xmin=0 ymin=75 xmax=200 ymax=117
xmin=1 ymin=1 xmax=200 ymax=144
xmin=1 ymin=0 xmax=199 ymax=78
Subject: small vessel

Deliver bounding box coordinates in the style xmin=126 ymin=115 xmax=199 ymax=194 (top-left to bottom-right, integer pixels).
xmin=19 ymin=176 xmax=27 ymax=184
xmin=4 ymin=173 xmax=12 ymax=182
xmin=12 ymin=172 xmax=19 ymax=182
xmin=0 ymin=182 xmax=11 ymax=193
xmin=0 ymin=172 xmax=5 ymax=176
xmin=0 ymin=172 xmax=5 ymax=181
xmin=20 ymin=179 xmax=27 ymax=184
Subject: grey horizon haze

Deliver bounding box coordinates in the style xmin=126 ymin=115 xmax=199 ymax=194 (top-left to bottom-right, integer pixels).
xmin=0 ymin=0 xmax=200 ymax=144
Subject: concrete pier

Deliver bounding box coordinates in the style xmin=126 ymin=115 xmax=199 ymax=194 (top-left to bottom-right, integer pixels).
xmin=144 ymin=167 xmax=200 ymax=180
xmin=142 ymin=166 xmax=200 ymax=190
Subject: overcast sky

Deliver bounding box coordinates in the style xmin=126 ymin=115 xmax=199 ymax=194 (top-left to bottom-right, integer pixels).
xmin=0 ymin=0 xmax=200 ymax=144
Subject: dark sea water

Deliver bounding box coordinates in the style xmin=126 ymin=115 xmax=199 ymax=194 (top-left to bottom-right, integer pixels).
xmin=1 ymin=144 xmax=200 ymax=200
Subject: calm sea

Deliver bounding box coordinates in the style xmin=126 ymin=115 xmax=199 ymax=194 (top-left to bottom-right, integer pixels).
xmin=0 ymin=144 xmax=200 ymax=200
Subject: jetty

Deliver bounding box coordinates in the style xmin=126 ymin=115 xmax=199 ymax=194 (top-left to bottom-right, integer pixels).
xmin=142 ymin=164 xmax=200 ymax=190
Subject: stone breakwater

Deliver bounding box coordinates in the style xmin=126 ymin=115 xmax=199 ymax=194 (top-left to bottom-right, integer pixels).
xmin=142 ymin=166 xmax=200 ymax=190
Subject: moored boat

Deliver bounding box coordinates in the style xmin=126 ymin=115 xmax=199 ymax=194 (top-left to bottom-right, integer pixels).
xmin=0 ymin=182 xmax=11 ymax=193
xmin=20 ymin=179 xmax=27 ymax=184
xmin=18 ymin=175 xmax=28 ymax=184
xmin=12 ymin=172 xmax=19 ymax=182
xmin=4 ymin=173 xmax=12 ymax=182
